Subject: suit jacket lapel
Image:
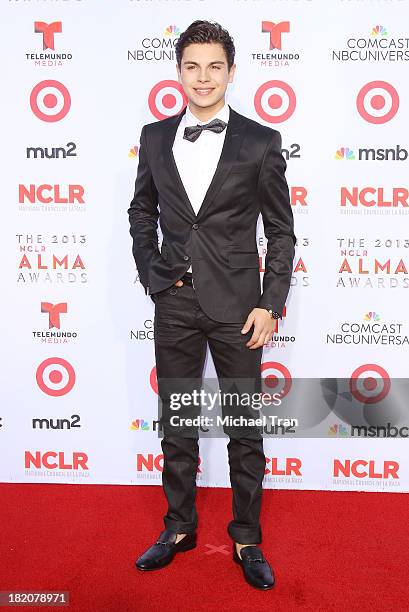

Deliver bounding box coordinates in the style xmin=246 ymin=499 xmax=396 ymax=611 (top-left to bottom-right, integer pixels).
xmin=161 ymin=106 xmax=198 ymax=218
xmin=161 ymin=104 xmax=247 ymax=219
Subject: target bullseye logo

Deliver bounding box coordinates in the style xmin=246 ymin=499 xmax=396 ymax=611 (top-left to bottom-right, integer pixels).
xmin=356 ymin=81 xmax=399 ymax=124
xmin=261 ymin=361 xmax=292 ymax=398
xmin=36 ymin=357 xmax=76 ymax=397
xmin=148 ymin=80 xmax=188 ymax=120
xmin=350 ymin=364 xmax=390 ymax=404
xmin=254 ymin=80 xmax=296 ymax=123
xmin=30 ymin=79 xmax=71 ymax=122
xmin=150 ymin=365 xmax=158 ymax=394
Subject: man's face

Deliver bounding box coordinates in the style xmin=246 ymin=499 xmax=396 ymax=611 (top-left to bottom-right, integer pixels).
xmin=176 ymin=42 xmax=235 ymax=109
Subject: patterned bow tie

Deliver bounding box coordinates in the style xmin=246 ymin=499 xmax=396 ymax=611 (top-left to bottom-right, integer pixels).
xmin=183 ymin=118 xmax=227 ymax=142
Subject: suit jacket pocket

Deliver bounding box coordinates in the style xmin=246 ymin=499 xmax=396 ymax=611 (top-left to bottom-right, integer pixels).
xmin=227 ymin=252 xmax=260 ymax=268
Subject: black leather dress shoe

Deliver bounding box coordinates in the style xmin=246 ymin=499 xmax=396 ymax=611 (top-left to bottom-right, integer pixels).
xmin=135 ymin=529 xmax=197 ymax=571
xmin=233 ymin=545 xmax=275 ymax=590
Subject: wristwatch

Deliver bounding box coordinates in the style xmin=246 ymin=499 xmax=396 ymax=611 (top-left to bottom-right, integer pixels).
xmin=264 ymin=307 xmax=282 ymax=320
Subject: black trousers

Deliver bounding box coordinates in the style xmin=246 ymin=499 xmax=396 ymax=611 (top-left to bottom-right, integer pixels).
xmin=152 ymin=274 xmax=266 ymax=544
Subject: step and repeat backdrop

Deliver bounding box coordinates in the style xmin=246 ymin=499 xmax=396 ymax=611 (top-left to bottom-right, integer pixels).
xmin=1 ymin=0 xmax=408 ymax=492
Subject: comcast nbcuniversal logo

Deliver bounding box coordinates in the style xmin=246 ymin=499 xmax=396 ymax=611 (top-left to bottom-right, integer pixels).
xmin=332 ymin=24 xmax=409 ymax=62
xmin=326 ymin=311 xmax=408 ymax=347
xmin=127 ymin=24 xmax=181 ymax=63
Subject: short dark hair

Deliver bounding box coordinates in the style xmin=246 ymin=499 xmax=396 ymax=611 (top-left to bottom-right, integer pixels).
xmin=175 ymin=20 xmax=235 ymax=71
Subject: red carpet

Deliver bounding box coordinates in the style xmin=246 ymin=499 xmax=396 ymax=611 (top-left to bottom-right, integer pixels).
xmin=1 ymin=483 xmax=408 ymax=611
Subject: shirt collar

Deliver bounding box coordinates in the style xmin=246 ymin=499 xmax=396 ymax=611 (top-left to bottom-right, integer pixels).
xmin=184 ymin=102 xmax=230 ymax=126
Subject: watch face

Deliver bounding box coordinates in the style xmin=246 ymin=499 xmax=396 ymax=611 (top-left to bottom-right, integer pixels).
xmin=263 ymin=306 xmax=281 ymax=319
xmin=265 ymin=307 xmax=280 ymax=319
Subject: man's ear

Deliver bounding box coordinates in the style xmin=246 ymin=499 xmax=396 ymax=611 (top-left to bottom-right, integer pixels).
xmin=228 ymin=63 xmax=236 ymax=83
xmin=176 ymin=63 xmax=182 ymax=84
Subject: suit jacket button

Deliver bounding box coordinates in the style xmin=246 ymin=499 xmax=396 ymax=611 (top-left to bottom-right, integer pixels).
xmin=192 ymin=223 xmax=199 ymax=230
xmin=183 ymin=255 xmax=189 ymax=260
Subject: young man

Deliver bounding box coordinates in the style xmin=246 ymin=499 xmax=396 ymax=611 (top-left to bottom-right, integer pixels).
xmin=128 ymin=20 xmax=296 ymax=590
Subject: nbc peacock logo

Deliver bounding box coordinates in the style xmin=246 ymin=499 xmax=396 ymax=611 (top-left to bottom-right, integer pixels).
xmin=328 ymin=424 xmax=349 ymax=437
xmin=364 ymin=311 xmax=380 ymax=322
xmin=128 ymin=145 xmax=139 ymax=159
xmin=164 ymin=25 xmax=181 ymax=37
xmin=371 ymin=25 xmax=388 ymax=37
xmin=130 ymin=419 xmax=150 ymax=431
xmin=335 ymin=147 xmax=355 ymax=161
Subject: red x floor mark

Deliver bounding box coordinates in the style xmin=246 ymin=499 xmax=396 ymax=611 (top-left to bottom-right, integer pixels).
xmin=204 ymin=544 xmax=230 ymax=555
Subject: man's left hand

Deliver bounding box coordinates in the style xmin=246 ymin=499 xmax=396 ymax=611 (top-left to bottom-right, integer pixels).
xmin=241 ymin=308 xmax=276 ymax=349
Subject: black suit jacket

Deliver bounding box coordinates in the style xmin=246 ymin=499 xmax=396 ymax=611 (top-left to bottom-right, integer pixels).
xmin=128 ymin=104 xmax=296 ymax=323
